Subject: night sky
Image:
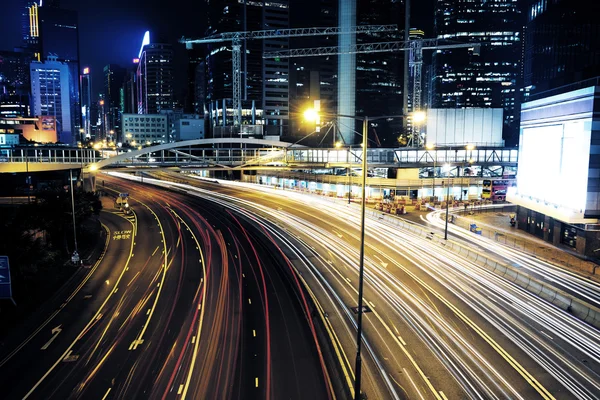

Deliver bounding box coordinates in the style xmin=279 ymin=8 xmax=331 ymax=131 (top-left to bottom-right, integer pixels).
xmin=0 ymin=0 xmax=434 ymax=99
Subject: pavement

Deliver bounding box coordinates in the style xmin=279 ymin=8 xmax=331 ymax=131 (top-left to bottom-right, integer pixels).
xmin=449 ymin=207 xmax=600 ymax=279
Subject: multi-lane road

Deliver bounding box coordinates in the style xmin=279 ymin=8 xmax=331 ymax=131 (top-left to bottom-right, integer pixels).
xmin=1 ymin=170 xmax=600 ymax=399
xmin=132 ymin=170 xmax=600 ymax=400
xmin=0 ymin=174 xmax=333 ymax=399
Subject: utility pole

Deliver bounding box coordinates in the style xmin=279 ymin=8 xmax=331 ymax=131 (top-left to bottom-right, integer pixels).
xmin=69 ymin=169 xmax=80 ymax=265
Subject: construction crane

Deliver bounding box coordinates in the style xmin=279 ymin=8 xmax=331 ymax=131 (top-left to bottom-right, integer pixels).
xmin=180 ymin=25 xmax=399 ymax=127
xmin=264 ymin=38 xmax=480 ymax=116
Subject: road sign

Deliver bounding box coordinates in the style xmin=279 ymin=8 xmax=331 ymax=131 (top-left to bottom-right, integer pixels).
xmin=0 ymin=255 xmax=14 ymax=301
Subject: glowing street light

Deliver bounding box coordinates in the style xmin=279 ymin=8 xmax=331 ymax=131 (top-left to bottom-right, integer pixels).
xmin=426 ymin=143 xmax=436 ymax=198
xmin=412 ymin=110 xmax=426 ymax=124
xmin=303 ymin=108 xmax=319 ymax=122
xmin=304 ymin=107 xmax=405 ymax=400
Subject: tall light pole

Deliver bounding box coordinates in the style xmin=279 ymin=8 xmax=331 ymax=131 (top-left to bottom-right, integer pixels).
xmin=305 ymin=109 xmax=403 ymax=400
xmin=443 ymin=164 xmax=451 ymax=240
xmin=426 ymin=142 xmax=435 ymax=199
xmin=69 ymin=169 xmax=80 ymax=264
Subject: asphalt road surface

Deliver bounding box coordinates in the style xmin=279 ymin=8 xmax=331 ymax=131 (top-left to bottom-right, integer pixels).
xmin=0 ymin=175 xmax=333 ymax=400
xmin=133 ymin=170 xmax=600 ymax=400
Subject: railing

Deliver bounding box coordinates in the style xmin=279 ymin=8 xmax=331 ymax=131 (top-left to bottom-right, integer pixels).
xmin=1 ymin=144 xmax=519 ymax=169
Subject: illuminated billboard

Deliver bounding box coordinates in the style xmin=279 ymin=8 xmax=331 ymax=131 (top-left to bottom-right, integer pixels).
xmin=426 ymin=108 xmax=504 ymax=146
xmin=508 ymin=86 xmax=598 ymax=223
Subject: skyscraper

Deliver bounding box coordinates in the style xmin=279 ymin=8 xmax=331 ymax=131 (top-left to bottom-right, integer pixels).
xmin=21 ymin=2 xmax=82 ymax=142
xmin=22 ymin=1 xmax=41 ymax=60
xmin=103 ymin=64 xmax=126 ymax=139
xmin=137 ymin=41 xmax=174 ymax=114
xmin=523 ymin=0 xmax=600 ymax=95
xmin=0 ymin=50 xmax=33 ymax=117
xmin=203 ymin=0 xmax=290 ymax=137
xmin=80 ymin=67 xmax=92 ymax=140
xmin=355 ymin=0 xmax=403 ymax=146
xmin=30 ymin=55 xmax=72 ymax=144
xmin=287 ymin=0 xmax=337 ymax=146
xmin=432 ymin=0 xmax=523 ymax=144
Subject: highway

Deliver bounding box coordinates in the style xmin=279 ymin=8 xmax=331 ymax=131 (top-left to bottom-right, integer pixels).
xmin=0 ymin=174 xmax=333 ymax=399
xmin=132 ymin=170 xmax=600 ymax=400
xmin=425 ymin=209 xmax=600 ymax=308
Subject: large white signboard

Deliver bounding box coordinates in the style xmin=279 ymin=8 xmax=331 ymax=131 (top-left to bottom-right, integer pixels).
xmin=426 ymin=108 xmax=504 ymax=146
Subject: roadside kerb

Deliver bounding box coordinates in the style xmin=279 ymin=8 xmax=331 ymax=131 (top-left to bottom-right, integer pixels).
xmin=367 ymin=210 xmax=600 ymax=329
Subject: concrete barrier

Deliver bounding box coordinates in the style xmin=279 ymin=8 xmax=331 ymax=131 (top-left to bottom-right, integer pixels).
xmin=526 ymin=279 xmax=543 ymax=296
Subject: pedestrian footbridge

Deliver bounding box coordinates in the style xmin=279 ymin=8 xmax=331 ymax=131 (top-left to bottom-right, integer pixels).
xmin=0 ymin=138 xmax=518 ymax=174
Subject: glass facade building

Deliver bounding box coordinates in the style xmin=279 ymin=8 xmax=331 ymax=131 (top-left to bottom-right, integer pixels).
xmin=202 ymin=0 xmax=290 ymax=137
xmin=30 ymin=56 xmax=72 ymax=144
xmin=136 ymin=43 xmax=174 ymax=115
xmin=433 ymin=0 xmax=523 ymax=145
xmin=523 ymin=0 xmax=600 ymax=96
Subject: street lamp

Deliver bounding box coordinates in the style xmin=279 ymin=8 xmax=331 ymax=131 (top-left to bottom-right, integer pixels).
xmin=305 ymin=108 xmax=403 ymax=400
xmin=426 ymin=142 xmax=436 ymax=199
xmin=336 ymin=141 xmax=353 ymax=205
xmin=69 ymin=169 xmax=79 ymax=265
xmin=461 ymin=144 xmax=475 ymax=201
xmin=443 ymin=163 xmax=451 ymax=240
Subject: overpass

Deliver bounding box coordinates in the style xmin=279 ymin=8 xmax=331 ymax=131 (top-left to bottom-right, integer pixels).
xmin=0 ymin=138 xmax=518 ymax=175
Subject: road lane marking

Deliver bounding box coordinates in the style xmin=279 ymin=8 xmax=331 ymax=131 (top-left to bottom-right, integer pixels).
xmin=40 ymin=325 xmax=62 ymax=350
xmin=151 ymin=246 xmax=160 ymax=256
xmin=373 ymin=254 xmax=389 ymax=268
xmin=253 ymin=330 xmax=256 ymax=337
xmin=255 ymin=377 xmax=259 ymax=388
xmin=248 ymin=298 xmax=252 ymax=305
xmin=101 ymin=387 xmax=112 ymax=400
xmin=171 ymin=210 xmax=208 ymax=400
xmin=377 ymin=249 xmax=556 ymax=400
xmin=439 ymin=391 xmax=449 ymax=400
xmin=177 ymin=384 xmax=184 ymax=395
xmin=23 ymin=210 xmax=136 ymax=399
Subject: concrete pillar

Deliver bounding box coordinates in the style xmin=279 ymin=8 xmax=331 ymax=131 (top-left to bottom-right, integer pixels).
xmin=83 ymin=171 xmax=96 ymax=192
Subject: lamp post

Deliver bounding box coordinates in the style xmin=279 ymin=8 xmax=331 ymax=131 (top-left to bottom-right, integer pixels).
xmin=69 ymin=169 xmax=80 ymax=265
xmin=443 ymin=164 xmax=451 ymax=240
xmin=460 ymin=144 xmax=475 ymax=201
xmin=305 ymin=109 xmax=403 ymax=400
xmin=426 ymin=142 xmax=436 ymax=200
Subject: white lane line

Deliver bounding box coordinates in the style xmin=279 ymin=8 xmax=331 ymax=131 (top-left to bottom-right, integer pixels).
xmin=101 ymin=387 xmax=112 ymax=400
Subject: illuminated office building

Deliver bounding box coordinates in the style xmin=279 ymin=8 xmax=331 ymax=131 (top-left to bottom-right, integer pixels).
xmin=0 ymin=50 xmax=33 ymax=117
xmin=523 ymin=0 xmax=600 ymax=95
xmin=136 ymin=33 xmax=174 ymax=114
xmin=80 ymin=67 xmax=91 ymax=139
xmin=30 ymin=56 xmax=72 ymax=144
xmin=203 ymin=0 xmax=290 ymax=138
xmin=103 ymin=64 xmax=126 ymax=140
xmin=432 ymin=0 xmax=523 ymax=144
